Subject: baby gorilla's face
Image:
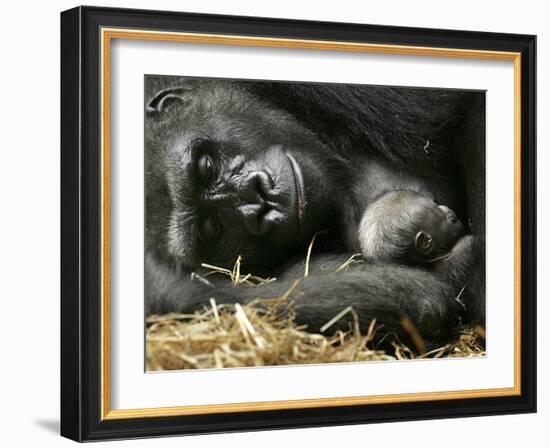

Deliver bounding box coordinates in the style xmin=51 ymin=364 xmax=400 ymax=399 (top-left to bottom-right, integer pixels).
xmin=414 ymin=200 xmax=466 ymax=258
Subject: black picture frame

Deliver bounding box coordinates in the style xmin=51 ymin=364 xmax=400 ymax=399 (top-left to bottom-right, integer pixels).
xmin=61 ymin=5 xmax=536 ymax=442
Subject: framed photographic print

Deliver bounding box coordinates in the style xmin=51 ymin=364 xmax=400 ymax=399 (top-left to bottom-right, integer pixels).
xmin=60 ymin=6 xmax=537 ymax=441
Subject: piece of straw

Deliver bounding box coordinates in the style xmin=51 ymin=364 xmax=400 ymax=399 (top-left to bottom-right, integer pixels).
xmin=320 ymin=306 xmax=354 ymax=333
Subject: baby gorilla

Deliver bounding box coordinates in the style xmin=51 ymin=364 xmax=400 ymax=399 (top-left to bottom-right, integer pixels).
xmin=358 ymin=190 xmax=474 ymax=286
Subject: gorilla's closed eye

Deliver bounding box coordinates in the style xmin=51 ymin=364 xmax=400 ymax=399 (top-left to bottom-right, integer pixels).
xmin=199 ymin=214 xmax=222 ymax=242
xmin=197 ymin=153 xmax=217 ymax=184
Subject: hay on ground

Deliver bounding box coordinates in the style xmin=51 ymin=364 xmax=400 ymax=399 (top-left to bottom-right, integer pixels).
xmin=146 ymin=261 xmax=485 ymax=371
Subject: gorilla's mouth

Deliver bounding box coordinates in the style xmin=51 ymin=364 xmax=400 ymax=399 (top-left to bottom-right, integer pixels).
xmin=286 ymin=152 xmax=305 ymax=225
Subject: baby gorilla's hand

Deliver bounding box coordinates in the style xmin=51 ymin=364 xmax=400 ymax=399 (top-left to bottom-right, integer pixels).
xmin=450 ymin=235 xmax=474 ymax=259
xmin=435 ymin=235 xmax=475 ymax=285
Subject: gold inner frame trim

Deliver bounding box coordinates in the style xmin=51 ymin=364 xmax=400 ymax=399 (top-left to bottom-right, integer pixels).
xmin=100 ymin=27 xmax=522 ymax=421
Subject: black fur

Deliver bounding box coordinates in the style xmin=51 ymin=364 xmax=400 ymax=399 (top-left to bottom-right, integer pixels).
xmin=144 ymin=76 xmax=485 ymax=350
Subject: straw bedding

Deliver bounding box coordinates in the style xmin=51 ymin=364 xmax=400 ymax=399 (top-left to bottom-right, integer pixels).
xmin=146 ymin=257 xmax=485 ymax=371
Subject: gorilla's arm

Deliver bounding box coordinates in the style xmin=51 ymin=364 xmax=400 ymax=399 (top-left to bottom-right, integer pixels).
xmin=146 ymin=253 xmax=464 ymax=348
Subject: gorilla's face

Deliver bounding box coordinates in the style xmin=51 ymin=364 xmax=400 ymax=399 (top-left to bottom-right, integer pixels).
xmin=146 ymin=81 xmax=338 ymax=272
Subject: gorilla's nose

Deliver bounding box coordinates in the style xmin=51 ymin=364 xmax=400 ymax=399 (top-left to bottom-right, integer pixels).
xmin=206 ymin=170 xmax=280 ymax=235
xmin=237 ymin=170 xmax=273 ymax=235
xmin=238 ymin=170 xmax=274 ymax=202
xmin=438 ymin=205 xmax=456 ymax=221
xmin=235 ymin=170 xmax=278 ymax=235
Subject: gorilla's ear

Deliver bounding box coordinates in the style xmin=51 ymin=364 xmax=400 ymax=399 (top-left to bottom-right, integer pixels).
xmin=414 ymin=231 xmax=434 ymax=256
xmin=146 ymin=87 xmax=194 ymax=115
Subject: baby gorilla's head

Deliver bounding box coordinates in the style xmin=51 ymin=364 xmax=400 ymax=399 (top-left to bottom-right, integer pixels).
xmin=359 ymin=190 xmax=466 ymax=264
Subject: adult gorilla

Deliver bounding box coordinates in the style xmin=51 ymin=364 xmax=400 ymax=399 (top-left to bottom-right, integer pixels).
xmin=145 ymin=76 xmax=485 ymax=349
